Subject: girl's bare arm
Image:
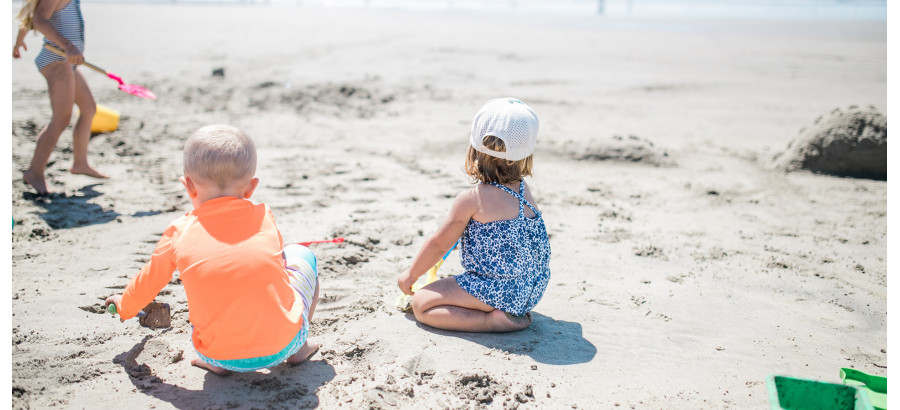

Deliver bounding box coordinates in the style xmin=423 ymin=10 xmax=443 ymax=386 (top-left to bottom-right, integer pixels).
xmin=13 ymin=27 xmax=28 ymax=58
xmin=398 ymin=190 xmax=477 ymax=294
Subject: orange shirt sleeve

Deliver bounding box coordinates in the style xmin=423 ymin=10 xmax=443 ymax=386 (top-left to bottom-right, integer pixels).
xmin=119 ymin=223 xmax=178 ymax=320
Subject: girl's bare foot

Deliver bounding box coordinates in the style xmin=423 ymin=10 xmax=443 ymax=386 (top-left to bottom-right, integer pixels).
xmin=286 ymin=340 xmax=319 ymax=366
xmin=22 ymin=170 xmax=50 ymax=195
xmin=190 ymin=357 xmax=232 ymax=376
xmin=488 ymin=310 xmax=533 ymax=332
xmin=70 ymin=164 xmax=109 ymax=179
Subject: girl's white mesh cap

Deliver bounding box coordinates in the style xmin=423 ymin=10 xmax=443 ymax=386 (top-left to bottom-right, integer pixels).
xmin=470 ymin=98 xmax=539 ymax=161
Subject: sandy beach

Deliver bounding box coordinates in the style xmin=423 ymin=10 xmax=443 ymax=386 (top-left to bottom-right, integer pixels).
xmin=10 ymin=4 xmax=887 ymax=408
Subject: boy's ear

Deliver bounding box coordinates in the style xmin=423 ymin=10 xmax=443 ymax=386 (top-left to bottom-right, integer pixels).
xmin=181 ymin=176 xmax=199 ymax=198
xmin=243 ymin=177 xmax=260 ymax=199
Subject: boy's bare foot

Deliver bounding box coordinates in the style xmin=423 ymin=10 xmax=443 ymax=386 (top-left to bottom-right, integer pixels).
xmin=488 ymin=310 xmax=533 ymax=332
xmin=70 ymin=164 xmax=109 ymax=179
xmin=190 ymin=357 xmax=232 ymax=376
xmin=22 ymin=170 xmax=50 ymax=195
xmin=286 ymin=340 xmax=319 ymax=366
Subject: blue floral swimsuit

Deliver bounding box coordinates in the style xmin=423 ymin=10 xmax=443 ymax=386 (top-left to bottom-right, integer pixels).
xmin=455 ymin=181 xmax=551 ymax=316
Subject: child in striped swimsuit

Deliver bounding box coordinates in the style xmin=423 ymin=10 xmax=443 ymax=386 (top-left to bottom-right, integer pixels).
xmin=105 ymin=125 xmax=321 ymax=376
xmin=13 ymin=0 xmax=107 ymax=195
xmin=398 ymin=98 xmax=552 ymax=332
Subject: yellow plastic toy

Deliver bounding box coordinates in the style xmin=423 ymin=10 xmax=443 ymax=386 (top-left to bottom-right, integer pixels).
xmin=395 ymin=242 xmax=457 ymax=312
xmin=91 ymin=104 xmax=120 ymax=133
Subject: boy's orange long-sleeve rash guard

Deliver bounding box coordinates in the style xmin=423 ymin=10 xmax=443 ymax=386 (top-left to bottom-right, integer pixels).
xmin=119 ymin=196 xmax=306 ymax=360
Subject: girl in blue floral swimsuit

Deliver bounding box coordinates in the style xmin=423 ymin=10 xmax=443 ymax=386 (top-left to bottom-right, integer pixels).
xmin=398 ymin=98 xmax=551 ymax=332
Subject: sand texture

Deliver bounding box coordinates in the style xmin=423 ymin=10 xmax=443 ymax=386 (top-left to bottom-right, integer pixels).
xmin=10 ymin=5 xmax=887 ymax=409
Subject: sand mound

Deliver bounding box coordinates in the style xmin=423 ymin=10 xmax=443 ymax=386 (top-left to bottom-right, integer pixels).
xmin=558 ymin=135 xmax=674 ymax=166
xmin=139 ymin=302 xmax=172 ymax=329
xmin=774 ymin=106 xmax=886 ymax=180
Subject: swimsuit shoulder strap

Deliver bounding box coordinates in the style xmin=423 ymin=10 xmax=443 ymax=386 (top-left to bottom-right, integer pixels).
xmin=488 ymin=181 xmax=539 ymax=218
xmin=517 ymin=181 xmax=540 ymax=216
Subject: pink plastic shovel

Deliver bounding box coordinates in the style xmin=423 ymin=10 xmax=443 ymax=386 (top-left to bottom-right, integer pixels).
xmin=296 ymin=237 xmax=344 ymax=247
xmin=43 ymin=44 xmax=157 ymax=100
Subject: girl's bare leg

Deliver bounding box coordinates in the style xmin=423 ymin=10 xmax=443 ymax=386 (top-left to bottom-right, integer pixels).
xmin=24 ymin=62 xmax=75 ymax=195
xmin=410 ymin=277 xmax=532 ymax=332
xmin=287 ymin=277 xmax=320 ymax=366
xmin=69 ymin=68 xmax=107 ymax=178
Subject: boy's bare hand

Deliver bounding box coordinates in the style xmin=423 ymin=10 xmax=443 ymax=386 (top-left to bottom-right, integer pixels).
xmin=104 ymin=295 xmax=125 ymax=322
xmin=397 ymin=270 xmax=417 ymax=296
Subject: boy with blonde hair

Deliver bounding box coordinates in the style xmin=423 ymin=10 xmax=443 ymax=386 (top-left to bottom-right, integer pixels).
xmin=105 ymin=124 xmax=320 ymax=375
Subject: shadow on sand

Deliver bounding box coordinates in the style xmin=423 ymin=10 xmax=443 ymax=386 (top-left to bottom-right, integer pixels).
xmin=26 ymin=184 xmax=120 ymax=229
xmin=413 ymin=312 xmax=597 ymax=365
xmin=114 ymin=335 xmax=336 ymax=409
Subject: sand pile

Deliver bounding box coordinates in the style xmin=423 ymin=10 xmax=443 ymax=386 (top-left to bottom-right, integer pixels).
xmin=773 ymin=106 xmax=887 ymax=180
xmin=554 ymin=135 xmax=674 ymax=166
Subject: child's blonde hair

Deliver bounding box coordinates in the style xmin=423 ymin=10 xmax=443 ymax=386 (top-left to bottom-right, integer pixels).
xmin=465 ymin=135 xmax=533 ymax=185
xmin=16 ymin=0 xmax=39 ymax=31
xmin=183 ymin=125 xmax=257 ymax=189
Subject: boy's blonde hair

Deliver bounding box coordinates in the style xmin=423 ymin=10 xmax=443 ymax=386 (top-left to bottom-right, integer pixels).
xmin=465 ymin=135 xmax=533 ymax=185
xmin=183 ymin=125 xmax=257 ymax=189
xmin=16 ymin=0 xmax=39 ymax=31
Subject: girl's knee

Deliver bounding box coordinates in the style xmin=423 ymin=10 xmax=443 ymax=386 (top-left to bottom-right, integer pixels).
xmin=77 ymin=103 xmax=96 ymax=119
xmin=50 ymin=109 xmax=73 ymax=125
xmin=44 ymin=116 xmax=72 ymax=135
xmin=409 ymin=292 xmax=434 ymax=317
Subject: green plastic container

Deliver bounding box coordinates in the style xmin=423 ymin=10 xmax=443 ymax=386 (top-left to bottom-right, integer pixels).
xmin=840 ymin=368 xmax=887 ymax=410
xmin=767 ymin=375 xmax=874 ymax=410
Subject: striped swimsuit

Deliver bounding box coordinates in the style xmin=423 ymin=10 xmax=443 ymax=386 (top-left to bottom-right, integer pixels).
xmin=34 ymin=0 xmax=85 ymax=71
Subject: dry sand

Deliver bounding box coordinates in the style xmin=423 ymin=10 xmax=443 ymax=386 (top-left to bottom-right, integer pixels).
xmin=9 ymin=4 xmax=887 ymax=408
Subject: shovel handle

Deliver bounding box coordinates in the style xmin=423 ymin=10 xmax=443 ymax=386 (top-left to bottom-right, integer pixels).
xmin=296 ymin=238 xmax=344 ymax=246
xmin=42 ymin=43 xmax=107 ymax=75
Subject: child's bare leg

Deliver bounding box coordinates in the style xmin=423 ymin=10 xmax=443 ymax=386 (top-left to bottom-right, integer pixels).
xmin=287 ymin=277 xmax=320 ymax=366
xmin=25 ymin=63 xmax=75 ymax=195
xmin=190 ymin=356 xmax=232 ymax=376
xmin=306 ymin=277 xmax=320 ymax=323
xmin=410 ymin=277 xmax=532 ymax=332
xmin=69 ymin=70 xmax=107 ymax=179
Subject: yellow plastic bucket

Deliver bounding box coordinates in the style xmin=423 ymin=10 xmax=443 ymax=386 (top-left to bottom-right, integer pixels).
xmin=91 ymin=104 xmax=119 ymax=133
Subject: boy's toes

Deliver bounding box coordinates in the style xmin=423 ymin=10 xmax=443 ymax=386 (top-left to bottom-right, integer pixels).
xmin=287 ymin=340 xmax=320 ymax=366
xmin=190 ymin=357 xmax=232 ymax=376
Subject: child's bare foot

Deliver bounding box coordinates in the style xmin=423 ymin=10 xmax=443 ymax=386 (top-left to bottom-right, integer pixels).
xmin=488 ymin=310 xmax=533 ymax=332
xmin=286 ymin=340 xmax=319 ymax=366
xmin=190 ymin=357 xmax=232 ymax=376
xmin=70 ymin=164 xmax=109 ymax=179
xmin=22 ymin=170 xmax=50 ymax=195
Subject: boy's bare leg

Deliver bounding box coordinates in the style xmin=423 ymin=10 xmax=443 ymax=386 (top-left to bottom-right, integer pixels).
xmin=410 ymin=277 xmax=533 ymax=332
xmin=190 ymin=356 xmax=232 ymax=376
xmin=287 ymin=277 xmax=320 ymax=366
